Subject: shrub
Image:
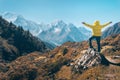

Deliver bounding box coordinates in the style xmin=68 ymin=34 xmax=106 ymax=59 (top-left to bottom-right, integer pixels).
xmin=62 ymin=48 xmax=68 ymax=56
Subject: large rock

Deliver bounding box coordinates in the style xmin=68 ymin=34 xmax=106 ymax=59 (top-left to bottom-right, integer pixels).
xmin=71 ymin=48 xmax=102 ymax=73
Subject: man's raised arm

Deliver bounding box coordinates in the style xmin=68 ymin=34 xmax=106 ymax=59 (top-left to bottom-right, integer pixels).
xmin=101 ymin=22 xmax=112 ymax=28
xmin=82 ymin=22 xmax=93 ymax=28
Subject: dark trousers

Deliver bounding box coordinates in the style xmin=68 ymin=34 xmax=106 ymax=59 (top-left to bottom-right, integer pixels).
xmin=89 ymin=36 xmax=101 ymax=52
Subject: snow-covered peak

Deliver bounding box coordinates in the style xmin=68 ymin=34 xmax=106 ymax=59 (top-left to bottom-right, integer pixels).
xmin=51 ymin=20 xmax=67 ymax=27
xmin=1 ymin=12 xmax=27 ymax=24
xmin=54 ymin=28 xmax=61 ymax=33
xmin=14 ymin=15 xmax=28 ymax=26
xmin=2 ymin=12 xmax=19 ymax=22
xmin=0 ymin=12 xmax=91 ymax=46
xmin=16 ymin=15 xmax=25 ymax=21
xmin=1 ymin=12 xmax=43 ymax=36
xmin=68 ymin=23 xmax=77 ymax=28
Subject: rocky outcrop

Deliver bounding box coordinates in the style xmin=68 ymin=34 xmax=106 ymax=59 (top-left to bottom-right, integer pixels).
xmin=71 ymin=48 xmax=102 ymax=73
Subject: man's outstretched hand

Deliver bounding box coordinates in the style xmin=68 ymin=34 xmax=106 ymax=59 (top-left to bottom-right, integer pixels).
xmin=82 ymin=22 xmax=85 ymax=24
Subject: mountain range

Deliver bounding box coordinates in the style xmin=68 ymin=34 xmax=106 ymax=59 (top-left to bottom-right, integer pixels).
xmin=0 ymin=13 xmax=120 ymax=80
xmin=38 ymin=20 xmax=91 ymax=45
xmin=1 ymin=12 xmax=120 ymax=46
xmin=0 ymin=12 xmax=91 ymax=46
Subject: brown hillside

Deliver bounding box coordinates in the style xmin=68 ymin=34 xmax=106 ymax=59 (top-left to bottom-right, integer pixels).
xmin=0 ymin=34 xmax=120 ymax=80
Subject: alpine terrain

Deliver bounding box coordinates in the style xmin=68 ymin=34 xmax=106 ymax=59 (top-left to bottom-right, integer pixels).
xmin=1 ymin=12 xmax=91 ymax=46
xmin=0 ymin=17 xmax=120 ymax=80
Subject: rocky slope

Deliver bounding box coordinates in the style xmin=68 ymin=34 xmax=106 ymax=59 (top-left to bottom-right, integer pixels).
xmin=0 ymin=33 xmax=120 ymax=80
xmin=71 ymin=48 xmax=102 ymax=74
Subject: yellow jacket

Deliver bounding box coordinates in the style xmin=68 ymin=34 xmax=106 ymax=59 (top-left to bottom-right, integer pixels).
xmin=83 ymin=21 xmax=111 ymax=36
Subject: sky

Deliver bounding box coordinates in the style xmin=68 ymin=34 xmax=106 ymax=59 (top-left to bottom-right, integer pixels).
xmin=0 ymin=0 xmax=120 ymax=26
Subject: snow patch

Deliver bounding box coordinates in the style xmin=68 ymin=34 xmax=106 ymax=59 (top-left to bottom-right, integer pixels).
xmin=54 ymin=28 xmax=61 ymax=33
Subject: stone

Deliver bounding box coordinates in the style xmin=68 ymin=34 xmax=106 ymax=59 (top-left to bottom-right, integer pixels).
xmin=71 ymin=48 xmax=102 ymax=73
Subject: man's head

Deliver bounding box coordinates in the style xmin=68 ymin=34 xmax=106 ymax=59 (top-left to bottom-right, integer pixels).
xmin=94 ymin=20 xmax=100 ymax=25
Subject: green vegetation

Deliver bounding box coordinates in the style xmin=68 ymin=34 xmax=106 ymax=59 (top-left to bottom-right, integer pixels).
xmin=0 ymin=16 xmax=47 ymax=61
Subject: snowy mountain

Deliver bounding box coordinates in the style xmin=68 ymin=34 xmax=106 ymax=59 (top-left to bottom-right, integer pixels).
xmin=79 ymin=26 xmax=92 ymax=38
xmin=38 ymin=20 xmax=90 ymax=45
xmin=1 ymin=12 xmax=91 ymax=45
xmin=14 ymin=15 xmax=42 ymax=36
xmin=1 ymin=12 xmax=18 ymax=22
xmin=1 ymin=12 xmax=44 ymax=36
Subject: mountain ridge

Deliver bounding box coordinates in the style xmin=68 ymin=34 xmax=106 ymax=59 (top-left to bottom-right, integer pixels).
xmin=1 ymin=12 xmax=120 ymax=46
xmin=102 ymin=22 xmax=120 ymax=38
xmin=1 ymin=12 xmax=91 ymax=46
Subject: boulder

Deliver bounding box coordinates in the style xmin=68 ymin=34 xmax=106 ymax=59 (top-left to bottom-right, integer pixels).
xmin=71 ymin=48 xmax=102 ymax=73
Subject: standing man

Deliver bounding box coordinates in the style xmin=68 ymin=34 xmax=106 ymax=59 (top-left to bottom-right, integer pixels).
xmin=82 ymin=21 xmax=112 ymax=52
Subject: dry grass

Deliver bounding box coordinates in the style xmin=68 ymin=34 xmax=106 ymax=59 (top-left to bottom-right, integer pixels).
xmin=0 ymin=33 xmax=120 ymax=80
xmin=55 ymin=66 xmax=72 ymax=80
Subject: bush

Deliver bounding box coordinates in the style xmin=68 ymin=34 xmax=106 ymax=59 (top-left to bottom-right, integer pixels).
xmin=62 ymin=48 xmax=68 ymax=56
